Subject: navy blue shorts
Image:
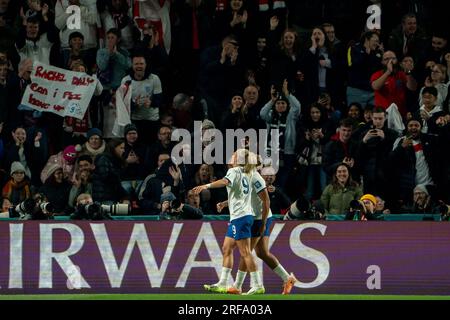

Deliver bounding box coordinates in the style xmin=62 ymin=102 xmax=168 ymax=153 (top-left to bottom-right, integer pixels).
xmin=251 ymin=217 xmax=274 ymax=238
xmin=226 ymin=215 xmax=254 ymax=240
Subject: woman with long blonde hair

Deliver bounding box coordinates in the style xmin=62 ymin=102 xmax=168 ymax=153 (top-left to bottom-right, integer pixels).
xmin=193 ymin=149 xmax=269 ymax=295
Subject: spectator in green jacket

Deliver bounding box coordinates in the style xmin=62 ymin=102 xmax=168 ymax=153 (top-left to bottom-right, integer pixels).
xmin=319 ymin=163 xmax=363 ymax=215
xmin=96 ymin=28 xmax=131 ymax=91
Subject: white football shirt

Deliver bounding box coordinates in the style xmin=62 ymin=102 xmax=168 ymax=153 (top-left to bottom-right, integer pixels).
xmin=224 ymin=167 xmax=254 ymax=221
xmin=250 ymin=171 xmax=272 ymax=220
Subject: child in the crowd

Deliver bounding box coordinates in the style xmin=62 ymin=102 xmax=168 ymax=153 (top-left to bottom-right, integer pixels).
xmin=2 ymin=161 xmax=32 ymax=206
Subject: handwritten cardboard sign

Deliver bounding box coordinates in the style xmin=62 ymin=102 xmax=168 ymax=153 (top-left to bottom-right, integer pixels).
xmin=21 ymin=62 xmax=97 ymax=120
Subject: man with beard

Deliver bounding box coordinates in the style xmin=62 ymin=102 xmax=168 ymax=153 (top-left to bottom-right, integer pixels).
xmin=399 ymin=184 xmax=440 ymax=215
xmin=420 ymin=31 xmax=449 ymax=66
xmin=371 ymin=50 xmax=417 ymax=117
xmin=121 ymin=53 xmax=163 ymax=145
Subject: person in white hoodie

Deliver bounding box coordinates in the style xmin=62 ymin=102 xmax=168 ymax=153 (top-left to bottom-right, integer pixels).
xmin=414 ymin=86 xmax=445 ymax=135
xmin=55 ymin=0 xmax=99 ymax=50
xmin=15 ymin=14 xmax=58 ymax=65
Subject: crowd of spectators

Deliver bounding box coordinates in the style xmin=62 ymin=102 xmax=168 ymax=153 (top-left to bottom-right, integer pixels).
xmin=0 ymin=0 xmax=449 ymax=220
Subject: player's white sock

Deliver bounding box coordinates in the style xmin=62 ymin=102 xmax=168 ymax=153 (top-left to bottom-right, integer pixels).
xmin=273 ymin=264 xmax=290 ymax=282
xmin=217 ymin=267 xmax=232 ymax=287
xmin=233 ymin=270 xmax=247 ymax=290
xmin=250 ymin=273 xmax=255 ymax=288
xmin=250 ymin=271 xmax=262 ymax=288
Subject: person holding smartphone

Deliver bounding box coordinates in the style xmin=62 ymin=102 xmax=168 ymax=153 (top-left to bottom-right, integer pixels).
xmin=389 ymin=117 xmax=449 ymax=208
xmin=357 ymin=106 xmax=399 ymax=204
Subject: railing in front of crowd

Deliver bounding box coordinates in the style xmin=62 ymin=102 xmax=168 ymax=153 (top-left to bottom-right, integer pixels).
xmin=0 ymin=214 xmax=443 ymax=221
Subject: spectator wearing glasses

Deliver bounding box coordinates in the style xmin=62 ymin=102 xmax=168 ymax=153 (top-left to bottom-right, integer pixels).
xmin=399 ymin=184 xmax=440 ymax=214
xmin=371 ymin=50 xmax=417 ymax=117
xmin=419 ymin=64 xmax=449 ymax=108
xmin=345 ymin=194 xmax=377 ymax=221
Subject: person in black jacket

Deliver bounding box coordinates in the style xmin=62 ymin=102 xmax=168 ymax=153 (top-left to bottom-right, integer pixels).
xmin=388 ymin=117 xmax=449 ymax=208
xmin=347 ymin=31 xmax=383 ymax=108
xmin=91 ymin=138 xmax=128 ymax=205
xmin=0 ymin=60 xmax=22 ymax=134
xmin=345 ymin=194 xmax=378 ymax=221
xmin=3 ymin=126 xmax=46 ymax=188
xmin=356 ymin=107 xmax=399 ymax=200
xmin=387 ymin=13 xmax=428 ymax=63
xmin=198 ymin=35 xmax=246 ymax=125
xmin=266 ymin=20 xmax=304 ymax=103
xmin=301 ymin=27 xmax=346 ymax=108
xmin=261 ymin=166 xmax=291 ymax=215
xmin=121 ymin=123 xmax=149 ymax=199
xmin=159 ymin=191 xmax=203 ymax=220
xmin=398 ymin=184 xmax=441 ymax=214
xmin=38 ymin=164 xmax=71 ymax=215
xmin=221 ymin=93 xmax=245 ymax=130
xmin=323 ymin=118 xmax=359 ymax=182
xmin=138 ymin=157 xmax=184 ymax=215
xmin=295 ymin=103 xmax=335 ymax=200
xmin=146 ymin=125 xmax=177 ymax=173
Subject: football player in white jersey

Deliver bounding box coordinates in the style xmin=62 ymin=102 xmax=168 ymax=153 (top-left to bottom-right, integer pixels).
xmin=217 ymin=165 xmax=298 ymax=294
xmin=192 ymin=150 xmax=269 ymax=295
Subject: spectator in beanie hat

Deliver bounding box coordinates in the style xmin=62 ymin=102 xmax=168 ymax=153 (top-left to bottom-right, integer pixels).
xmin=39 ymin=163 xmax=72 ymax=215
xmin=121 ymin=123 xmax=149 ymax=199
xmin=159 ymin=191 xmax=203 ymax=220
xmin=60 ymin=31 xmax=94 ymax=71
xmin=87 ymin=128 xmax=103 ymax=140
xmin=2 ymin=161 xmax=32 ymax=206
xmin=345 ymin=193 xmax=377 ymax=220
xmin=63 ymin=145 xmax=78 ymax=165
xmin=360 ymin=194 xmax=377 ymax=206
xmin=399 ymin=184 xmax=440 ymax=214
xmin=274 ymin=93 xmax=290 ymax=105
xmin=79 ymin=128 xmax=106 ymax=161
xmin=40 ymin=145 xmax=79 ymax=184
xmin=124 ymin=123 xmax=138 ymax=136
